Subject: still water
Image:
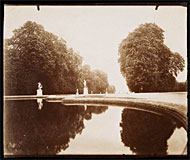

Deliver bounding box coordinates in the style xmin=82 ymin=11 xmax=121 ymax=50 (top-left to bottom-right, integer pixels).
xmin=4 ymin=100 xmax=187 ymax=156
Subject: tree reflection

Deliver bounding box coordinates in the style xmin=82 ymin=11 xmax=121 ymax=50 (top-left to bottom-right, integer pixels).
xmin=120 ymin=109 xmax=177 ymax=155
xmin=84 ymin=106 xmax=108 ymax=120
xmin=4 ymin=101 xmax=108 ymax=156
xmin=4 ymin=101 xmax=87 ymax=155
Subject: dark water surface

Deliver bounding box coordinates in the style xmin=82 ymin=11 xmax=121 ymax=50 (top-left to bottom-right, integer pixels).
xmin=4 ymin=100 xmax=187 ymax=156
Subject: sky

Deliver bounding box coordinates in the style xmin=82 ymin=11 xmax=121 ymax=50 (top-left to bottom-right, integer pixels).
xmin=4 ymin=5 xmax=187 ymax=93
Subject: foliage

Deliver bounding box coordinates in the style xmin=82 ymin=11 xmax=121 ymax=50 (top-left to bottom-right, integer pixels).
xmin=81 ymin=64 xmax=109 ymax=94
xmin=107 ymin=85 xmax=116 ymax=93
xmin=4 ymin=21 xmax=113 ymax=95
xmin=173 ymin=80 xmax=187 ymax=92
xmin=120 ymin=109 xmax=178 ymax=155
xmin=4 ymin=21 xmax=83 ymax=95
xmin=4 ymin=21 xmax=111 ymax=156
xmin=118 ymin=23 xmax=185 ymax=92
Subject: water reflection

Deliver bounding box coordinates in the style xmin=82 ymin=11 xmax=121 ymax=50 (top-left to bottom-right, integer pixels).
xmin=120 ymin=108 xmax=182 ymax=155
xmin=37 ymin=98 xmax=43 ymax=110
xmin=4 ymin=101 xmax=108 ymax=155
xmin=84 ymin=106 xmax=108 ymax=120
xmin=4 ymin=101 xmax=186 ymax=156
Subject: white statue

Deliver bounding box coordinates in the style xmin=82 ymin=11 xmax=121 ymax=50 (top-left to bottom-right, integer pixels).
xmin=38 ymin=82 xmax=42 ymax=90
xmin=83 ymin=80 xmax=88 ymax=95
xmin=76 ymin=89 xmax=79 ymax=95
xmin=106 ymin=88 xmax=108 ymax=94
xmin=84 ymin=80 xmax=86 ymax=87
xmin=37 ymin=82 xmax=43 ymax=96
xmin=36 ymin=82 xmax=43 ymax=110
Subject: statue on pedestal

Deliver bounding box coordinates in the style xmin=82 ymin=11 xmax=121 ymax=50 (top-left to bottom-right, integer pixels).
xmin=83 ymin=80 xmax=88 ymax=95
xmin=76 ymin=89 xmax=79 ymax=95
xmin=106 ymin=88 xmax=108 ymax=94
xmin=37 ymin=82 xmax=43 ymax=96
xmin=84 ymin=80 xmax=87 ymax=87
xmin=38 ymin=82 xmax=42 ymax=89
xmin=37 ymin=82 xmax=43 ymax=110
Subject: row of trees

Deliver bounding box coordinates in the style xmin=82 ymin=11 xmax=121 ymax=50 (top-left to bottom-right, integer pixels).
xmin=4 ymin=21 xmax=186 ymax=94
xmin=118 ymin=23 xmax=186 ymax=93
xmin=81 ymin=64 xmax=115 ymax=94
xmin=4 ymin=21 xmax=115 ymax=95
xmin=4 ymin=21 xmax=112 ymax=155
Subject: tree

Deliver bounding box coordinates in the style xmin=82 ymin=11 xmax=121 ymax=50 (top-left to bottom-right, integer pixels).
xmin=107 ymin=85 xmax=116 ymax=93
xmin=4 ymin=21 xmax=83 ymax=95
xmin=4 ymin=21 xmax=111 ymax=156
xmin=91 ymin=70 xmax=109 ymax=94
xmin=118 ymin=23 xmax=185 ymax=92
xmin=120 ymin=109 xmax=179 ymax=155
xmin=173 ymin=80 xmax=187 ymax=92
xmin=81 ymin=65 xmax=109 ymax=94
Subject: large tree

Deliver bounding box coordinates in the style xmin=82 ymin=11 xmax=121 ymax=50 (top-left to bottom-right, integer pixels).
xmin=4 ymin=21 xmax=83 ymax=95
xmin=4 ymin=21 xmax=111 ymax=156
xmin=118 ymin=23 xmax=185 ymax=92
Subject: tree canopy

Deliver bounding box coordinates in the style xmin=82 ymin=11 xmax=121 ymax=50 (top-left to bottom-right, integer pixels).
xmin=118 ymin=23 xmax=185 ymax=92
xmin=4 ymin=21 xmax=83 ymax=95
xmin=4 ymin=21 xmax=114 ymax=95
xmin=4 ymin=21 xmax=111 ymax=155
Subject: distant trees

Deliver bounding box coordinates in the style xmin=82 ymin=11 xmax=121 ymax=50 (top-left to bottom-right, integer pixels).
xmin=107 ymin=85 xmax=116 ymax=94
xmin=118 ymin=23 xmax=185 ymax=93
xmin=173 ymin=80 xmax=187 ymax=92
xmin=81 ymin=64 xmax=111 ymax=94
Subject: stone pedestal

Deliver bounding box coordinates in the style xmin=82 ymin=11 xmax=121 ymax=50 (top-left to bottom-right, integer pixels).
xmin=83 ymin=87 xmax=88 ymax=95
xmin=106 ymin=88 xmax=108 ymax=94
xmin=83 ymin=80 xmax=88 ymax=95
xmin=76 ymin=89 xmax=79 ymax=95
xmin=37 ymin=89 xmax=43 ymax=96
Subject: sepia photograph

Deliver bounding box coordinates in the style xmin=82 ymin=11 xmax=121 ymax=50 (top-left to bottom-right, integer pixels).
xmin=3 ymin=2 xmax=188 ymax=158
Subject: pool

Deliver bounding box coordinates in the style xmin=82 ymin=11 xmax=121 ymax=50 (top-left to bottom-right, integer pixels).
xmin=3 ymin=93 xmax=187 ymax=157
